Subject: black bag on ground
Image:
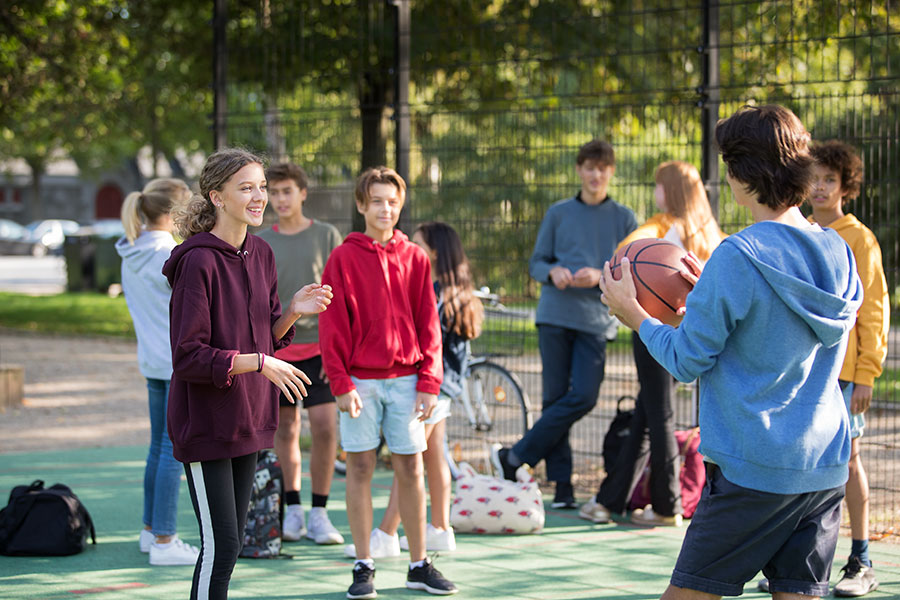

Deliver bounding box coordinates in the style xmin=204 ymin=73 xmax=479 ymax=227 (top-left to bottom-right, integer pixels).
xmin=0 ymin=479 xmax=96 ymax=556
xmin=240 ymin=449 xmax=285 ymax=558
xmin=602 ymin=396 xmax=635 ymax=473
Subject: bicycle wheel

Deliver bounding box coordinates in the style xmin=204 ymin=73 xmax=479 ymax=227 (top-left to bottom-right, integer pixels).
xmin=444 ymin=360 xmax=531 ymax=478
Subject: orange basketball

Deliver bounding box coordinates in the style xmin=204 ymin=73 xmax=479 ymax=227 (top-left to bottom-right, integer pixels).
xmin=609 ymin=238 xmax=692 ymax=326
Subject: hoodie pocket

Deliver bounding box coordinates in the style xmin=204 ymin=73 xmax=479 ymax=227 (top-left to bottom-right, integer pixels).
xmin=352 ymin=317 xmax=398 ymax=370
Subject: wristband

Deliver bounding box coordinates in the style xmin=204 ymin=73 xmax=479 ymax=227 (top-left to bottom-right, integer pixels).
xmin=257 ymin=352 xmax=265 ymax=373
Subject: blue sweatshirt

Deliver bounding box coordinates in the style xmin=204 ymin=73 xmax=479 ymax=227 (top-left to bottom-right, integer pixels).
xmin=530 ymin=194 xmax=637 ymax=337
xmin=115 ymin=231 xmax=177 ymax=380
xmin=640 ymin=221 xmax=862 ymax=494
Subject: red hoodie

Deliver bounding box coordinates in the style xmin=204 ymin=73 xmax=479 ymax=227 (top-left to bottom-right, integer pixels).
xmin=319 ymin=230 xmax=442 ymax=397
xmin=162 ymin=232 xmax=293 ymax=463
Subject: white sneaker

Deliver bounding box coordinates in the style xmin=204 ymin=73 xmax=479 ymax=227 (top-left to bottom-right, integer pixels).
xmin=149 ymin=537 xmax=200 ymax=566
xmin=343 ymin=528 xmax=401 ymax=559
xmin=139 ymin=529 xmax=154 ymax=553
xmin=578 ymin=499 xmax=611 ymax=524
xmin=399 ymin=524 xmax=457 ymax=552
xmin=630 ymin=507 xmax=683 ymax=527
xmin=306 ymin=507 xmax=344 ymax=545
xmin=282 ymin=505 xmax=307 ymax=541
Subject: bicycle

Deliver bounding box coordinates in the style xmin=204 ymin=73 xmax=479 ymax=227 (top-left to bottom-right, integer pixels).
xmin=443 ymin=288 xmax=533 ymax=479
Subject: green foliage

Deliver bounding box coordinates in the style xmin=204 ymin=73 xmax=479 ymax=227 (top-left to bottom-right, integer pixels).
xmin=0 ymin=1 xmax=213 ymax=187
xmin=0 ymin=292 xmax=135 ymax=338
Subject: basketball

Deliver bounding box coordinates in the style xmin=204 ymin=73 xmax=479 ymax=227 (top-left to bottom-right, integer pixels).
xmin=608 ymin=238 xmax=692 ymax=326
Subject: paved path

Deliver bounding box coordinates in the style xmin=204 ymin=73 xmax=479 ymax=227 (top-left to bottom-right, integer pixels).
xmin=0 ymin=255 xmax=66 ymax=295
xmin=0 ymin=329 xmax=147 ymax=453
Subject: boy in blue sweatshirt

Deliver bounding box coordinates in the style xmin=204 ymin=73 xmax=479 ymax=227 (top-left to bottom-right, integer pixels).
xmin=600 ymin=105 xmax=862 ymax=600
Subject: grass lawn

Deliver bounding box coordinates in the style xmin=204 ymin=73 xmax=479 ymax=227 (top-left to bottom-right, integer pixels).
xmin=0 ymin=291 xmax=135 ymax=338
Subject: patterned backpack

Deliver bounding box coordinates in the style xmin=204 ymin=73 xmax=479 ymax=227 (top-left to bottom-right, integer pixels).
xmin=450 ymin=462 xmax=544 ymax=534
xmin=240 ymin=449 xmax=284 ymax=558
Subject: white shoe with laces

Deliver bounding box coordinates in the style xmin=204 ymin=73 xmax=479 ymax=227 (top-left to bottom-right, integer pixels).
xmin=149 ymin=537 xmax=200 ymax=566
xmin=306 ymin=507 xmax=344 ymax=545
xmin=399 ymin=523 xmax=457 ymax=552
xmin=139 ymin=529 xmax=154 ymax=553
xmin=343 ymin=528 xmax=401 ymax=559
xmin=282 ymin=505 xmax=307 ymax=541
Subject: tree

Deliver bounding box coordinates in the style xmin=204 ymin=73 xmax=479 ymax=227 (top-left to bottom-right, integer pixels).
xmin=0 ymin=2 xmax=128 ymax=219
xmin=0 ymin=1 xmax=213 ymax=219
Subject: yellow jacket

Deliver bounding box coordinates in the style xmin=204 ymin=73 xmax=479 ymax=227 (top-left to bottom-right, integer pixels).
xmin=811 ymin=213 xmax=890 ymax=386
xmin=617 ymin=213 xmax=679 ymax=250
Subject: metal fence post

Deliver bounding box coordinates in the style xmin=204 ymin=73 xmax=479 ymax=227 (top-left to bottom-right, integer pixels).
xmin=213 ymin=0 xmax=228 ymax=150
xmin=392 ymin=0 xmax=411 ymax=232
xmin=700 ymin=0 xmax=720 ymax=220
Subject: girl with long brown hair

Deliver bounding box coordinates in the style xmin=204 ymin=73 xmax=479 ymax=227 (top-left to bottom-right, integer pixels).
xmin=581 ymin=161 xmax=724 ymax=527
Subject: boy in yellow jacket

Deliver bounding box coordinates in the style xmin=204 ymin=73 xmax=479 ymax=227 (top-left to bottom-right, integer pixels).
xmin=808 ymin=140 xmax=889 ymax=597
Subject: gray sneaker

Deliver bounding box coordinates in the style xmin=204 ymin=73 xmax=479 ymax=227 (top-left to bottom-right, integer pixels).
xmin=833 ymin=556 xmax=878 ymax=597
xmin=347 ymin=563 xmax=377 ymax=600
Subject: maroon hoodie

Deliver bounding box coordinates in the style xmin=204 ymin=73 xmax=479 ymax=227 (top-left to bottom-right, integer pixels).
xmin=162 ymin=232 xmax=293 ymax=463
xmin=319 ymin=230 xmax=442 ymax=397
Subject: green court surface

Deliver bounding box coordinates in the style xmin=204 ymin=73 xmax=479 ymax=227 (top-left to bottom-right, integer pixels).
xmin=1 ymin=446 xmax=898 ymax=600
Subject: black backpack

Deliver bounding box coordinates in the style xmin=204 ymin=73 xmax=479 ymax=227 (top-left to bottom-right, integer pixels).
xmin=0 ymin=480 xmax=96 ymax=556
xmin=602 ymin=396 xmax=635 ymax=473
xmin=240 ymin=449 xmax=285 ymax=558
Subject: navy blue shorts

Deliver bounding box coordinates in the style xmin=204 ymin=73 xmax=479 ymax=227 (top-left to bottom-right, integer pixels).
xmin=671 ymin=463 xmax=844 ymax=597
xmin=277 ymin=355 xmax=335 ymax=409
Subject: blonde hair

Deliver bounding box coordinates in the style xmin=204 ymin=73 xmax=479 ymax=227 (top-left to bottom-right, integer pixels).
xmin=120 ymin=178 xmax=192 ymax=243
xmin=354 ymin=166 xmax=406 ymax=207
xmin=174 ymin=148 xmax=265 ymax=239
xmin=655 ymin=161 xmax=725 ymax=262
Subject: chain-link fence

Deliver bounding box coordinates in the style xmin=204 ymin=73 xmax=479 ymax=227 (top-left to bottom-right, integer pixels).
xmin=221 ymin=0 xmax=900 ymax=535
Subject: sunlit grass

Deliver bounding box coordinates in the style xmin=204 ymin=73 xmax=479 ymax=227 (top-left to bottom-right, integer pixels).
xmin=0 ymin=292 xmax=135 ymax=338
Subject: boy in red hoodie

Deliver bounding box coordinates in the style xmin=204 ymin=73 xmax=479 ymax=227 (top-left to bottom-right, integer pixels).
xmin=319 ymin=166 xmax=458 ymax=599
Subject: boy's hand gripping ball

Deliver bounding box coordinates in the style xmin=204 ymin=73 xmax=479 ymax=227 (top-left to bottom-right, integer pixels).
xmin=608 ymin=238 xmax=693 ymax=326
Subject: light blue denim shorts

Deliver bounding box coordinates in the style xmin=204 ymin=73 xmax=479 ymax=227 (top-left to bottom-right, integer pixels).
xmin=340 ymin=375 xmax=426 ymax=455
xmin=841 ymin=380 xmax=865 ymax=439
xmin=425 ymin=392 xmax=452 ymax=425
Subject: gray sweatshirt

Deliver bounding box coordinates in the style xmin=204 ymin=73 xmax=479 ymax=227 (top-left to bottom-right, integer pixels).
xmin=529 ymin=194 xmax=637 ymax=338
xmin=115 ymin=231 xmax=177 ymax=380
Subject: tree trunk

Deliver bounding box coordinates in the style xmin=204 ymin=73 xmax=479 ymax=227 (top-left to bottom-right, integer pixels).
xmin=355 ymin=72 xmax=391 ymax=232
xmin=263 ymin=91 xmax=286 ymax=163
xmin=24 ymin=156 xmax=45 ymax=222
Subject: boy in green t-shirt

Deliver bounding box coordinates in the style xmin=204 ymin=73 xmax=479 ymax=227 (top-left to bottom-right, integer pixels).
xmin=257 ymin=162 xmax=344 ymax=545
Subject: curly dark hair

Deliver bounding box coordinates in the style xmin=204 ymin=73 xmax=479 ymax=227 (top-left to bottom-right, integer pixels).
xmin=715 ymin=105 xmax=813 ymax=210
xmin=809 ymin=140 xmax=863 ymax=204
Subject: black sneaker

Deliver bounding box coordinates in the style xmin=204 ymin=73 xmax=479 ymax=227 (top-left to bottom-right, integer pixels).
xmin=406 ymin=558 xmax=459 ymax=595
xmin=347 ymin=562 xmax=377 ymax=599
xmin=833 ymin=556 xmax=879 ymax=597
xmin=490 ymin=443 xmax=518 ymax=482
xmin=551 ymin=481 xmax=577 ymax=509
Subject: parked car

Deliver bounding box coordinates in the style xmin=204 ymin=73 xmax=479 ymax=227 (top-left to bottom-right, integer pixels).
xmin=0 ymin=219 xmax=35 ymax=255
xmin=77 ymin=219 xmax=126 ymax=239
xmin=24 ymin=219 xmax=81 ymax=256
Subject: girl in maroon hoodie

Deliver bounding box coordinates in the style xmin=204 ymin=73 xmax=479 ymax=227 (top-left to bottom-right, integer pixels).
xmin=164 ymin=148 xmax=332 ymax=600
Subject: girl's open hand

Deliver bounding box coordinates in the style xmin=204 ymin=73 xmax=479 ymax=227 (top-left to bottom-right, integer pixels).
xmin=289 ymin=283 xmax=333 ymax=317
xmin=261 ymin=356 xmax=312 ymax=404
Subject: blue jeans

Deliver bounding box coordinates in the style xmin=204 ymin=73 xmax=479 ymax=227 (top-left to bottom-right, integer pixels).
xmin=512 ymin=324 xmax=606 ymax=483
xmin=143 ymin=378 xmax=182 ymax=536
